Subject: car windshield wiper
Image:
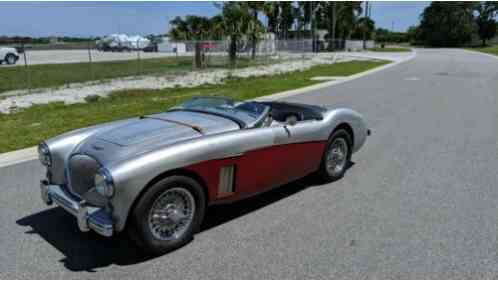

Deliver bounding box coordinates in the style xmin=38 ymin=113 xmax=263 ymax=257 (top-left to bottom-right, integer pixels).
xmin=139 ymin=115 xmax=204 ymax=135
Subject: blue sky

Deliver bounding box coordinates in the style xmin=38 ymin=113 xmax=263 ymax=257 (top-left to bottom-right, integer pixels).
xmin=0 ymin=1 xmax=430 ymax=37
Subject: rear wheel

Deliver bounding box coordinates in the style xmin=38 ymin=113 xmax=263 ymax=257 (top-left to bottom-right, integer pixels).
xmin=128 ymin=175 xmax=206 ymax=255
xmin=317 ymin=129 xmax=352 ymax=182
xmin=5 ymin=54 xmax=16 ymax=65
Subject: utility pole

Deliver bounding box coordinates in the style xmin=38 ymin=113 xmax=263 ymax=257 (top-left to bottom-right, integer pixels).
xmin=363 ymin=1 xmax=368 ymax=50
xmin=311 ymin=1 xmax=315 ymax=53
xmin=332 ymin=1 xmax=336 ymax=50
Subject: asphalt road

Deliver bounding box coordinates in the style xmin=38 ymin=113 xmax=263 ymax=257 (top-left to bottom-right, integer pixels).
xmin=1 ymin=49 xmax=498 ymax=278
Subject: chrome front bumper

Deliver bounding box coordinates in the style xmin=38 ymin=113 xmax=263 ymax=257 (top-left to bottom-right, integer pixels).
xmin=40 ymin=180 xmax=114 ymax=237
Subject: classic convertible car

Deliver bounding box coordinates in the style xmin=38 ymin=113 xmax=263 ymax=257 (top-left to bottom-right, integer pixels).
xmin=39 ymin=96 xmax=370 ymax=254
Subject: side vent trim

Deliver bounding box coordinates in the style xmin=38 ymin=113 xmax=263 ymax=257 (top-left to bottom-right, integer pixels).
xmin=218 ymin=165 xmax=236 ymax=195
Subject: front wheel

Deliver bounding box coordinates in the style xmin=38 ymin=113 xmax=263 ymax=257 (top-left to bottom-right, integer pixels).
xmin=128 ymin=175 xmax=206 ymax=255
xmin=317 ymin=129 xmax=352 ymax=182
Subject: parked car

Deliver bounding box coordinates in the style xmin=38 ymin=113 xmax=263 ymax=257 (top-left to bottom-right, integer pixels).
xmin=142 ymin=43 xmax=158 ymax=53
xmin=0 ymin=46 xmax=20 ymax=65
xmin=38 ymin=97 xmax=370 ymax=254
xmin=96 ymin=34 xmax=150 ymax=52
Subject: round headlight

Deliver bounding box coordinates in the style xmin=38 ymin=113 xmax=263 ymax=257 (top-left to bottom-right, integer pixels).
xmin=95 ymin=168 xmax=115 ymax=198
xmin=38 ymin=142 xmax=51 ymax=167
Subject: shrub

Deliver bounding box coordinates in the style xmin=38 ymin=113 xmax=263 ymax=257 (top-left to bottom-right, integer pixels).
xmin=84 ymin=95 xmax=100 ymax=103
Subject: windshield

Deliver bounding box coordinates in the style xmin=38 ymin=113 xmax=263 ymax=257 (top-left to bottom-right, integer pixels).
xmin=173 ymin=97 xmax=270 ymax=128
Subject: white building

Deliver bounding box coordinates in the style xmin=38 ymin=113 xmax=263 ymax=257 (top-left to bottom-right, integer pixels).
xmin=157 ymin=37 xmax=186 ymax=53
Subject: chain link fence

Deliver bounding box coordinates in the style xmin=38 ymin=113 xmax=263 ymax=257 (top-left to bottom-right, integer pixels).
xmin=0 ymin=38 xmax=321 ymax=95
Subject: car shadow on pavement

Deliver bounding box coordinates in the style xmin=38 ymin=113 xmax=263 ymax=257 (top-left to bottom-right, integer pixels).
xmin=16 ymin=162 xmax=354 ymax=273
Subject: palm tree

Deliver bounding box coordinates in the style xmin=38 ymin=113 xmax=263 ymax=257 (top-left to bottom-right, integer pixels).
xmin=221 ymin=2 xmax=252 ymax=65
xmin=351 ymin=16 xmax=375 ymax=40
xmin=169 ymin=16 xmax=189 ymax=40
xmin=336 ymin=2 xmax=363 ymax=40
xmin=209 ymin=15 xmax=225 ymax=41
xmin=169 ymin=15 xmax=211 ymax=68
xmin=262 ymin=2 xmax=299 ymax=40
xmin=246 ymin=2 xmax=265 ymax=59
xmin=474 ymin=2 xmax=498 ymax=46
xmin=317 ymin=2 xmax=362 ymax=49
xmin=279 ymin=2 xmax=295 ymax=39
xmin=263 ymin=2 xmax=279 ymax=34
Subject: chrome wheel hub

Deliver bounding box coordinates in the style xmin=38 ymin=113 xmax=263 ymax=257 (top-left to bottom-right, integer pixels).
xmin=326 ymin=138 xmax=348 ymax=176
xmin=148 ymin=187 xmax=195 ymax=241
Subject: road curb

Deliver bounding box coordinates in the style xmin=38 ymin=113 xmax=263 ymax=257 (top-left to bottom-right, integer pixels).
xmin=255 ymin=50 xmax=416 ymax=102
xmin=0 ymin=147 xmax=38 ymax=168
xmin=462 ymin=49 xmax=498 ymax=60
xmin=0 ymin=51 xmax=416 ymax=169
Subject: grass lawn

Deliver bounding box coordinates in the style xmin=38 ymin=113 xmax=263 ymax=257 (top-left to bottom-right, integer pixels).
xmin=0 ymin=60 xmax=389 ymax=153
xmin=0 ymin=56 xmax=191 ymax=94
xmin=466 ymin=45 xmax=498 ymax=57
xmin=0 ymin=56 xmax=275 ymax=94
xmin=368 ymin=47 xmax=412 ymax=52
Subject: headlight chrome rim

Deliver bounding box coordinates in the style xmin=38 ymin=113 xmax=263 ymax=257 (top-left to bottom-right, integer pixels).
xmin=94 ymin=168 xmax=115 ymax=198
xmin=38 ymin=142 xmax=51 ymax=167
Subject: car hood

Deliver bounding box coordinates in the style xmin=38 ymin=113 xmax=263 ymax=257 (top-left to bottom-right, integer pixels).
xmin=74 ymin=110 xmax=240 ymax=165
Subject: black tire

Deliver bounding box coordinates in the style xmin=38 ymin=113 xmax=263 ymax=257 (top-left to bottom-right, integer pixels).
xmin=5 ymin=54 xmax=16 ymax=65
xmin=128 ymin=175 xmax=206 ymax=255
xmin=316 ymin=129 xmax=353 ymax=182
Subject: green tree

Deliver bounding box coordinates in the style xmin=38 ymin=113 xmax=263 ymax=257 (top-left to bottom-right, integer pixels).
xmin=375 ymin=27 xmax=390 ymax=44
xmin=262 ymin=2 xmax=299 ymax=39
xmin=296 ymin=1 xmax=312 ymax=32
xmin=263 ymin=2 xmax=280 ymax=34
xmin=406 ymin=25 xmax=420 ymax=45
xmin=318 ymin=2 xmax=363 ymax=41
xmin=474 ymin=2 xmax=498 ymax=46
xmin=210 ymin=15 xmax=225 ymax=41
xmin=375 ymin=28 xmax=410 ymax=44
xmin=221 ymin=2 xmax=252 ymax=65
xmin=417 ymin=2 xmax=475 ymax=47
xmin=169 ymin=15 xmax=211 ymax=68
xmin=246 ymin=2 xmax=265 ymax=59
xmin=318 ymin=3 xmax=351 ymax=40
xmin=279 ymin=2 xmax=295 ymax=39
xmin=351 ymin=17 xmax=375 ymax=40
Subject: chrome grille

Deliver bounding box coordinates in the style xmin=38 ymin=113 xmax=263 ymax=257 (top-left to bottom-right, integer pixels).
xmin=68 ymin=154 xmax=100 ymax=197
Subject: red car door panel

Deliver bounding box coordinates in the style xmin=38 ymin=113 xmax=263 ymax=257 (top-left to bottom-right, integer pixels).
xmin=186 ymin=125 xmax=326 ymax=203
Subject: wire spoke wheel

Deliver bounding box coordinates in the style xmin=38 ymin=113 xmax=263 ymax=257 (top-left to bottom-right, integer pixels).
xmin=326 ymin=137 xmax=348 ymax=177
xmin=147 ymin=187 xmax=196 ymax=241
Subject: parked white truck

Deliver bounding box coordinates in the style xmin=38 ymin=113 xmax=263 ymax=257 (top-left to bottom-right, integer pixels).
xmin=96 ymin=34 xmax=151 ymax=52
xmin=0 ymin=46 xmax=20 ymax=65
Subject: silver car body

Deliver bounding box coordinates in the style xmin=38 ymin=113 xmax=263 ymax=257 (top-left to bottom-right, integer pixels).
xmin=39 ymin=99 xmax=369 ymax=236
